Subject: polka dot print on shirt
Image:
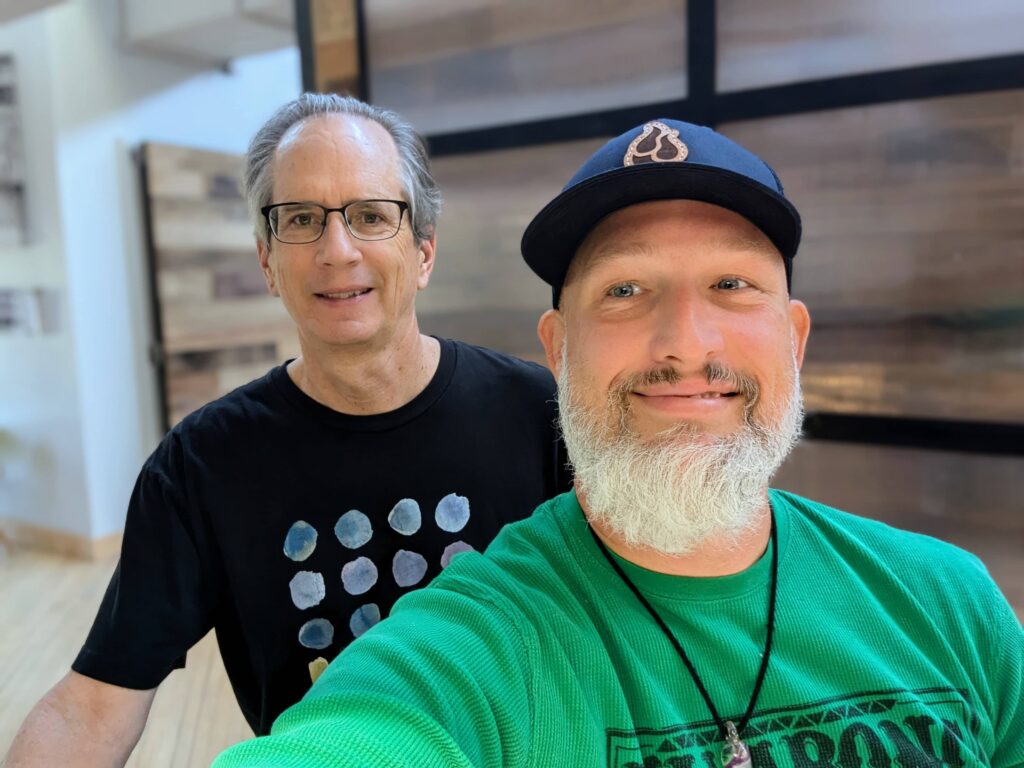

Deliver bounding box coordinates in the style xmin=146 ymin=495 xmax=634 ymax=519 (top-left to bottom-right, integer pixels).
xmin=283 ymin=492 xmax=474 ymax=650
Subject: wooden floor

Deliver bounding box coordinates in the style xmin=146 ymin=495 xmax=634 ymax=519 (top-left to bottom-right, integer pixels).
xmin=0 ymin=548 xmax=251 ymax=767
xmin=0 ymin=513 xmax=1019 ymax=767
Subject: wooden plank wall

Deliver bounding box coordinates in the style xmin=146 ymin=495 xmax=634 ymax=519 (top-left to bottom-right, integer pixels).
xmin=365 ymin=0 xmax=687 ymax=134
xmin=143 ymin=143 xmax=298 ymax=428
xmin=716 ymin=0 xmax=1024 ymax=92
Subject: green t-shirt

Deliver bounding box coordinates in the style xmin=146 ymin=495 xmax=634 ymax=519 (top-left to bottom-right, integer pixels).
xmin=215 ymin=490 xmax=1023 ymax=767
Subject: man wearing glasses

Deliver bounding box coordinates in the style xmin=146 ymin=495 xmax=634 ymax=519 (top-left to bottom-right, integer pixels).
xmin=4 ymin=94 xmax=568 ymax=766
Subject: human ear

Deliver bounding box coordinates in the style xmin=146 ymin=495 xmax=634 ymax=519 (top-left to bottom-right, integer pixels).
xmin=537 ymin=309 xmax=566 ymax=379
xmin=415 ymin=234 xmax=437 ymax=290
xmin=788 ymin=299 xmax=811 ymax=368
xmin=257 ymin=239 xmax=279 ymax=296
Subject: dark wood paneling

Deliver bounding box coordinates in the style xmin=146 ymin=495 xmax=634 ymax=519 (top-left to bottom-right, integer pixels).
xmin=722 ymin=89 xmax=1024 ymax=425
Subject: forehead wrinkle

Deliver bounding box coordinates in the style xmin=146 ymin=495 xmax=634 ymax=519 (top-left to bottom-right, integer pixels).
xmin=706 ymin=233 xmax=782 ymax=265
xmin=571 ymin=240 xmax=656 ymax=281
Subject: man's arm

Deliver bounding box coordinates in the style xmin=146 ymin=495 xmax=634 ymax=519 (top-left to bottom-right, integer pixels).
xmin=3 ymin=671 xmax=156 ymax=768
xmin=213 ymin=583 xmax=534 ymax=768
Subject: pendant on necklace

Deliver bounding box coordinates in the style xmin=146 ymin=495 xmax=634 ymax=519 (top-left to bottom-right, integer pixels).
xmin=722 ymin=721 xmax=752 ymax=768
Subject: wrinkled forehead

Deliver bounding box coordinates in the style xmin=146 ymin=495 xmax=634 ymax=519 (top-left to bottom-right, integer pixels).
xmin=269 ymin=114 xmax=404 ymax=202
xmin=274 ymin=115 xmax=399 ymax=176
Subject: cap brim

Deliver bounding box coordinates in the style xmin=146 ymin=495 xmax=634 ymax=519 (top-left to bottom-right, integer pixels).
xmin=521 ymin=163 xmax=801 ymax=299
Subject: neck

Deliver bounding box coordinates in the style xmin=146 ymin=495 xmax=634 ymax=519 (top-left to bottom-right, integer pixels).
xmin=288 ymin=322 xmax=441 ymax=415
xmin=581 ymin=490 xmax=773 ymax=577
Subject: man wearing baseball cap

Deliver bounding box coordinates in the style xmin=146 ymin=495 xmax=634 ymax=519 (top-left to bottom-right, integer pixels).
xmin=215 ymin=120 xmax=1022 ymax=767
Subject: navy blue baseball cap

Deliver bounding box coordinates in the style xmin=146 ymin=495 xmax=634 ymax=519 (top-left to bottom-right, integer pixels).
xmin=520 ymin=119 xmax=801 ymax=307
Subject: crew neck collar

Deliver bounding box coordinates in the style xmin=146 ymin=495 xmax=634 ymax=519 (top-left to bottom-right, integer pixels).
xmin=557 ymin=490 xmax=791 ymax=603
xmin=269 ymin=336 xmax=457 ymax=432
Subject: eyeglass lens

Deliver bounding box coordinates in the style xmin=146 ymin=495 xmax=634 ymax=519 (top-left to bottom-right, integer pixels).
xmin=270 ymin=201 xmax=403 ymax=243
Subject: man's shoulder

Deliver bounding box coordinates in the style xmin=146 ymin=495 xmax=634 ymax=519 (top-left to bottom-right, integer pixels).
xmin=172 ymin=364 xmax=284 ymax=434
xmin=771 ymin=488 xmax=995 ymax=598
xmin=447 ymin=339 xmax=555 ymax=391
xmin=150 ymin=364 xmax=287 ymax=467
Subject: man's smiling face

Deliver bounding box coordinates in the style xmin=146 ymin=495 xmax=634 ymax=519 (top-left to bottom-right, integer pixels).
xmin=538 ymin=199 xmax=811 ymax=555
xmin=542 ymin=199 xmax=810 ymax=445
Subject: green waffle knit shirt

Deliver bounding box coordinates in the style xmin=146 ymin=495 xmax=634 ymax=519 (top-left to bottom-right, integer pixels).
xmin=215 ymin=489 xmax=1023 ymax=767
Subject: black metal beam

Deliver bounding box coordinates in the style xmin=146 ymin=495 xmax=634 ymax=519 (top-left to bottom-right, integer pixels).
xmin=295 ymin=0 xmax=315 ymax=93
xmin=428 ymin=99 xmax=691 ymax=157
xmin=354 ymin=0 xmax=370 ymax=101
xmin=802 ymin=413 xmax=1024 ymax=457
xmin=686 ymin=0 xmax=716 ymax=126
xmin=426 ymin=53 xmax=1024 ymax=155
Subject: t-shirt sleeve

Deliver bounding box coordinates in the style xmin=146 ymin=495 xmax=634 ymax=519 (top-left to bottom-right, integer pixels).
xmin=72 ymin=429 xmax=223 ymax=690
xmin=212 ymin=580 xmax=534 ymax=768
xmin=986 ymin=578 xmax=1023 ymax=765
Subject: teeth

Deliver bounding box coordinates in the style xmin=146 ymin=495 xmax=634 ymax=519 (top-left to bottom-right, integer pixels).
xmin=696 ymin=393 xmax=721 ymax=398
xmin=322 ymin=289 xmax=369 ymax=299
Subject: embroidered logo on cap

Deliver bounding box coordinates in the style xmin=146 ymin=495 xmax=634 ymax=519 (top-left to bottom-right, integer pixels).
xmin=623 ymin=121 xmax=689 ymax=166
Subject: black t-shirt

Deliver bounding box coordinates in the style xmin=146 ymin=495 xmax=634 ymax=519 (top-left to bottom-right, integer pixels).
xmin=73 ymin=338 xmax=569 ymax=734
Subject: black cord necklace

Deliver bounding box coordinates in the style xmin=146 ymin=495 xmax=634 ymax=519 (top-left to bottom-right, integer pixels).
xmin=588 ymin=515 xmax=778 ymax=768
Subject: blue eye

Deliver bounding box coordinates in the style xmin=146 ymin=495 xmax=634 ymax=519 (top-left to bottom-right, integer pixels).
xmin=609 ymin=283 xmax=639 ymax=298
xmin=715 ymin=277 xmax=749 ymax=290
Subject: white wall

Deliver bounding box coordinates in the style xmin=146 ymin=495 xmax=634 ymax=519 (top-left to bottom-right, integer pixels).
xmin=0 ymin=0 xmax=301 ymax=540
xmin=0 ymin=9 xmax=90 ymax=537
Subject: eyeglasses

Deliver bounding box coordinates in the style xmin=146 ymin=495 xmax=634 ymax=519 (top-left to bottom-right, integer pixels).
xmin=261 ymin=199 xmax=409 ymax=244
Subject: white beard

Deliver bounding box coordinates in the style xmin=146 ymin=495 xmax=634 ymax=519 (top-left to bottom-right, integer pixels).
xmin=557 ymin=348 xmax=804 ymax=556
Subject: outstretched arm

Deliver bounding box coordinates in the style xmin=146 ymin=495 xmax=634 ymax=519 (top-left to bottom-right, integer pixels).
xmin=214 ymin=585 xmax=534 ymax=768
xmin=3 ymin=671 xmax=156 ymax=768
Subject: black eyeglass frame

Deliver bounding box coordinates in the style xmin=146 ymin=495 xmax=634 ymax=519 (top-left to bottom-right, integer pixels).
xmin=260 ymin=199 xmax=410 ymax=244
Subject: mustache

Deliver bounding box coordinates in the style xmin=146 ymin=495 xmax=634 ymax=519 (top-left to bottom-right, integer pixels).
xmin=607 ymin=361 xmax=761 ymax=421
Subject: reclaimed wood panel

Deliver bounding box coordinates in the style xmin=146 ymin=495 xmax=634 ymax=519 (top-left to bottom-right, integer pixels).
xmin=142 ymin=143 xmax=295 ymax=427
xmin=366 ymin=0 xmax=687 ymax=133
xmin=717 ymin=0 xmax=1024 ymax=92
xmin=721 ymin=89 xmax=1024 ymax=424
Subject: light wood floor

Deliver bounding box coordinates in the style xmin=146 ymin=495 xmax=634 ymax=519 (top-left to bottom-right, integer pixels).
xmin=0 ymin=520 xmax=1020 ymax=767
xmin=0 ymin=548 xmax=250 ymax=767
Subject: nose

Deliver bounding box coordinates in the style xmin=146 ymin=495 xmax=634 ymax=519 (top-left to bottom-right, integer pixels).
xmin=316 ymin=211 xmax=362 ymax=266
xmin=648 ymin=289 xmax=725 ymax=368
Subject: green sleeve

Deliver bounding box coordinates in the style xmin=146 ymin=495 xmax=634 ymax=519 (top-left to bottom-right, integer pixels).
xmin=213 ymin=584 xmax=534 ymax=768
xmin=988 ymin=581 xmax=1023 ymax=766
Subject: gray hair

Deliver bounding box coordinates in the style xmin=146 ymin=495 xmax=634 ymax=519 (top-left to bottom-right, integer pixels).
xmin=243 ymin=93 xmax=443 ymax=245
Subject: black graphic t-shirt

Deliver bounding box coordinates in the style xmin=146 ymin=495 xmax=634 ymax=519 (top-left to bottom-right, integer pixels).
xmin=73 ymin=338 xmax=570 ymax=734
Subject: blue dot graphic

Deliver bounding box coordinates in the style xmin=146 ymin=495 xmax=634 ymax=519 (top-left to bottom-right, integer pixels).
xmin=335 ymin=510 xmax=373 ymax=549
xmin=388 ymin=499 xmax=421 ymax=535
xmin=441 ymin=541 xmax=475 ymax=569
xmin=349 ymin=603 xmax=381 ymax=638
xmin=341 ymin=556 xmax=378 ymax=595
xmin=283 ymin=521 xmax=317 ymax=562
xmin=289 ymin=571 xmax=325 ymax=610
xmin=393 ymin=550 xmax=428 ymax=588
xmin=435 ymin=493 xmax=471 ymax=533
xmin=298 ymin=618 xmax=334 ymax=650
